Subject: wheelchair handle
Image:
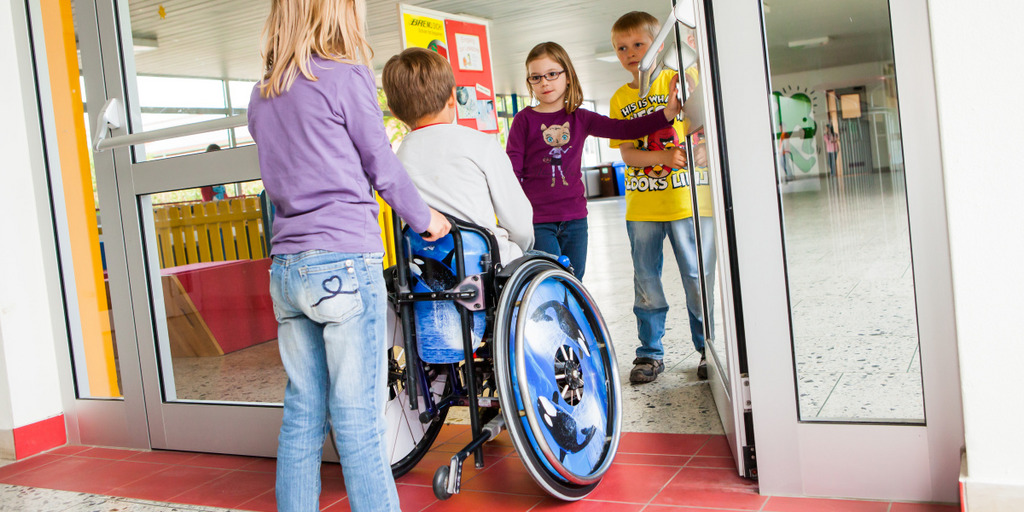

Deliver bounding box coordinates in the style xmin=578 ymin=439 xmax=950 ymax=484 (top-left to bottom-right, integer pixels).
xmin=419 ymin=213 xmax=461 ymax=238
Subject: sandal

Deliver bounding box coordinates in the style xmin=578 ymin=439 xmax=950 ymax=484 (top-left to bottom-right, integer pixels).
xmin=629 ymin=357 xmax=665 ymax=384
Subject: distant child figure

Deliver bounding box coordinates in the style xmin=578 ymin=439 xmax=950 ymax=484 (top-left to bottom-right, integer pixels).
xmin=247 ymin=1 xmax=450 ymax=511
xmin=609 ymin=11 xmax=716 ymax=384
xmin=382 ymin=47 xmax=534 ymax=264
xmin=824 ymin=126 xmax=839 ymax=176
xmin=199 ymin=144 xmax=227 ymax=201
xmin=506 ymin=41 xmax=681 ymax=279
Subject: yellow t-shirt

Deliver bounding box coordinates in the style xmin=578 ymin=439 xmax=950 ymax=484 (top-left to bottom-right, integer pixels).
xmin=610 ymin=69 xmax=713 ymax=222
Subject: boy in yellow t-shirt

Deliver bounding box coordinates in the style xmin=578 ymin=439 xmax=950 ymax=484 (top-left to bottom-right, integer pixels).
xmin=610 ymin=11 xmax=716 ymax=384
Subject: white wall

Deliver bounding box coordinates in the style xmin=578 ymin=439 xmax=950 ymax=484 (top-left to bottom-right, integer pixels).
xmin=0 ymin=0 xmax=66 ymax=444
xmin=928 ymin=0 xmax=1024 ymax=503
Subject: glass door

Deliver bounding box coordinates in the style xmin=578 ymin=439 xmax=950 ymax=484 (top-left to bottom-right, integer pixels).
xmin=58 ymin=0 xmax=151 ymax=450
xmin=670 ymin=0 xmax=757 ymax=478
xmin=79 ymin=0 xmax=286 ymax=456
xmin=632 ymin=0 xmax=756 ymax=478
xmin=709 ymin=0 xmax=962 ymax=501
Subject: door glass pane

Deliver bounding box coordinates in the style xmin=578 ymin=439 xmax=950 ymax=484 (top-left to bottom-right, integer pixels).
xmin=670 ymin=27 xmax=729 ymax=393
xmin=127 ymin=0 xmax=269 ymax=162
xmin=134 ymin=76 xmax=235 ymax=160
xmin=63 ymin=9 xmax=122 ymax=399
xmin=147 ymin=180 xmax=284 ymax=404
xmin=762 ymin=0 xmax=923 ymax=422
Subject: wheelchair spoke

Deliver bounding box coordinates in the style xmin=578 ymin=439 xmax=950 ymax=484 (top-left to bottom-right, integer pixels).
xmin=385 ymin=308 xmax=451 ymax=477
xmin=554 ymin=345 xmax=585 ymax=406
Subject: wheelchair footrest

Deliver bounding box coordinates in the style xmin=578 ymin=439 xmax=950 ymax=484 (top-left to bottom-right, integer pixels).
xmin=432 ymin=415 xmax=506 ymax=500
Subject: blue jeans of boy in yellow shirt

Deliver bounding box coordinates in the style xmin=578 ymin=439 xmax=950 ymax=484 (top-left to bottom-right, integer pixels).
xmin=627 ymin=216 xmax=717 ymax=362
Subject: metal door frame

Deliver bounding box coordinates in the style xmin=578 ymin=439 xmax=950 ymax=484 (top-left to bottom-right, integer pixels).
xmin=684 ymin=0 xmax=757 ymax=479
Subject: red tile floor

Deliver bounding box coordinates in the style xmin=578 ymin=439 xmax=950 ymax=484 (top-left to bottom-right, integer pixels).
xmin=0 ymin=425 xmax=959 ymax=511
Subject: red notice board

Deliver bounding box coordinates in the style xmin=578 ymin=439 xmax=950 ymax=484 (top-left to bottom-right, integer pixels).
xmin=444 ymin=19 xmax=498 ymax=133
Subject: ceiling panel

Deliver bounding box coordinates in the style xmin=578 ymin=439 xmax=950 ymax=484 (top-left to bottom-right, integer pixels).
xmin=78 ymin=0 xmax=897 ymax=102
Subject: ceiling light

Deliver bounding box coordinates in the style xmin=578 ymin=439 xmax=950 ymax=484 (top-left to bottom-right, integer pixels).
xmin=788 ymin=36 xmax=830 ymax=48
xmin=133 ymin=35 xmax=158 ymax=53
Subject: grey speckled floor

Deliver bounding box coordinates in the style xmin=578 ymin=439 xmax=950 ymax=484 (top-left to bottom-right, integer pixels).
xmin=0 ymin=483 xmax=231 ymax=512
xmin=782 ymin=173 xmax=924 ymax=422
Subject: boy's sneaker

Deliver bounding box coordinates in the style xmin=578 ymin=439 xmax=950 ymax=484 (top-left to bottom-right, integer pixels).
xmin=697 ymin=355 xmax=708 ymax=380
xmin=630 ymin=357 xmax=665 ymax=384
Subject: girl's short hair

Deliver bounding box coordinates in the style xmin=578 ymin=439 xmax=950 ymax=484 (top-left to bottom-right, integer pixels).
xmin=611 ymin=11 xmax=661 ymax=41
xmin=526 ymin=42 xmax=583 ymax=114
xmin=258 ymin=0 xmax=373 ymax=98
xmin=382 ymin=48 xmax=456 ymax=126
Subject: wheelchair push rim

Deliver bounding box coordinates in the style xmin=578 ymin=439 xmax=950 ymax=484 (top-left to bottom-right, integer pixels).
xmin=493 ymin=259 xmax=622 ymax=500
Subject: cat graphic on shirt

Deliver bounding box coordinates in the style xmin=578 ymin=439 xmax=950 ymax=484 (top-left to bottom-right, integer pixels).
xmin=541 ymin=122 xmax=572 ymax=187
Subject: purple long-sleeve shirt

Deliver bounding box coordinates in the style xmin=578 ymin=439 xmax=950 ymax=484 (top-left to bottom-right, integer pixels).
xmin=248 ymin=57 xmax=431 ymax=255
xmin=505 ymin=107 xmax=672 ymax=223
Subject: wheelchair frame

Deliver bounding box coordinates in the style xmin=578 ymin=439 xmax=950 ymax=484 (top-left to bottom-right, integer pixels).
xmin=386 ymin=213 xmax=622 ymax=501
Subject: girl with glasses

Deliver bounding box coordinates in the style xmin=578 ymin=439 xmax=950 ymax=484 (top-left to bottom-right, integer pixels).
xmin=506 ymin=42 xmax=681 ymax=280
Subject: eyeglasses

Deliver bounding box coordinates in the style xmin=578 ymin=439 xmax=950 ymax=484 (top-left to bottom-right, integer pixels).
xmin=527 ymin=70 xmax=567 ymax=84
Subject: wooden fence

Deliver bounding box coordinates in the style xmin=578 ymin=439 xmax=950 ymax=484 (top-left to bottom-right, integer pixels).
xmin=153 ymin=197 xmax=266 ymax=268
xmin=152 ymin=196 xmax=396 ymax=269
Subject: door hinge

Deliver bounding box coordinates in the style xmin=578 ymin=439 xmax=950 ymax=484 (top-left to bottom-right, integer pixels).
xmin=743 ymin=444 xmax=757 ymax=479
xmin=740 ymin=375 xmax=752 ymax=411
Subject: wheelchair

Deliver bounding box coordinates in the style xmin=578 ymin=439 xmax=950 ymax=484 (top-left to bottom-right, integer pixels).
xmin=381 ymin=215 xmax=623 ymax=501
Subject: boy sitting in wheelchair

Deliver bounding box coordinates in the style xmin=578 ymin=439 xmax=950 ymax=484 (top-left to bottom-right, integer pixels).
xmin=382 ymin=47 xmax=534 ymax=264
xmin=379 ymin=48 xmax=621 ymax=502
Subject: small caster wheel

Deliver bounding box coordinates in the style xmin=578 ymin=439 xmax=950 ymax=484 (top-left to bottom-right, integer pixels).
xmin=432 ymin=465 xmax=452 ymax=500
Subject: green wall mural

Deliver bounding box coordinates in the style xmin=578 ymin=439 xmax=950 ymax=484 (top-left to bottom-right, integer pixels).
xmin=772 ymin=86 xmax=820 ymax=178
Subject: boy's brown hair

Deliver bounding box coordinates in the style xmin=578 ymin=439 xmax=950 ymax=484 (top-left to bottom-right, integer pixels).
xmin=382 ymin=47 xmax=455 ymax=126
xmin=611 ymin=11 xmax=660 ymax=41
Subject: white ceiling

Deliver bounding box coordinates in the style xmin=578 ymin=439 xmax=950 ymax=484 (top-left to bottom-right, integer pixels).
xmin=107 ymin=0 xmax=895 ymax=102
xmin=762 ymin=0 xmax=893 ymax=76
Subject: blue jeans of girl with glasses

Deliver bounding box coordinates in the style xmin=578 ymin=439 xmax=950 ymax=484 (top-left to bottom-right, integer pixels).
xmin=533 ymin=217 xmax=589 ymax=279
xmin=627 ymin=217 xmax=716 ymax=360
xmin=270 ymin=250 xmax=400 ymax=512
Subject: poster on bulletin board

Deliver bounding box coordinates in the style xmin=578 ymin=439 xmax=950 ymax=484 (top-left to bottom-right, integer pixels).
xmin=398 ymin=4 xmax=499 ymax=133
xmin=400 ymin=11 xmax=447 ymax=59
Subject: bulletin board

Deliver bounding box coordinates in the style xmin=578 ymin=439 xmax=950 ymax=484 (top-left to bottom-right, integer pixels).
xmin=398 ymin=5 xmax=498 ymax=133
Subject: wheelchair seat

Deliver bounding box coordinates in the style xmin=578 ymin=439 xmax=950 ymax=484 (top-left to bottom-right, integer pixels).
xmin=383 ymin=216 xmax=621 ymax=501
xmin=402 ymin=223 xmax=494 ymax=364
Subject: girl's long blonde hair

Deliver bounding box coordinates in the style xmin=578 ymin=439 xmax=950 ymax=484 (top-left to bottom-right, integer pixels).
xmin=525 ymin=42 xmax=584 ymax=114
xmin=258 ymin=0 xmax=373 ymax=98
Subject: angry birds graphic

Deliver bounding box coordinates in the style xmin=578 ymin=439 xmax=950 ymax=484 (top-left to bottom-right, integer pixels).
xmin=541 ymin=122 xmax=572 ymax=187
xmin=643 ymin=125 xmax=681 ymax=179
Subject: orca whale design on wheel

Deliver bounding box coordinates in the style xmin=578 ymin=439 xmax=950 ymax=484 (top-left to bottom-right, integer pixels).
xmin=382 ymin=215 xmax=621 ymax=501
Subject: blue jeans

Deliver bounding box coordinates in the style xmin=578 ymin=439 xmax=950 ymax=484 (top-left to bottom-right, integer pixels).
xmin=270 ymin=250 xmax=400 ymax=512
xmin=627 ymin=217 xmax=717 ymax=360
xmin=533 ymin=218 xmax=588 ymax=279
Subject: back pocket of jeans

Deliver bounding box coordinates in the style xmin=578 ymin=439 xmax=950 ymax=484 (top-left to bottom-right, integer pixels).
xmin=300 ymin=260 xmax=363 ymax=324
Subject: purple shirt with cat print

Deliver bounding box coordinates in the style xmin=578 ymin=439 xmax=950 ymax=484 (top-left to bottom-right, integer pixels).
xmin=506 ymin=107 xmax=671 ymax=223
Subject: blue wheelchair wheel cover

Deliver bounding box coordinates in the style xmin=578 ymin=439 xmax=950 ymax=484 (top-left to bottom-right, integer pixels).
xmin=494 ymin=260 xmax=622 ymax=498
